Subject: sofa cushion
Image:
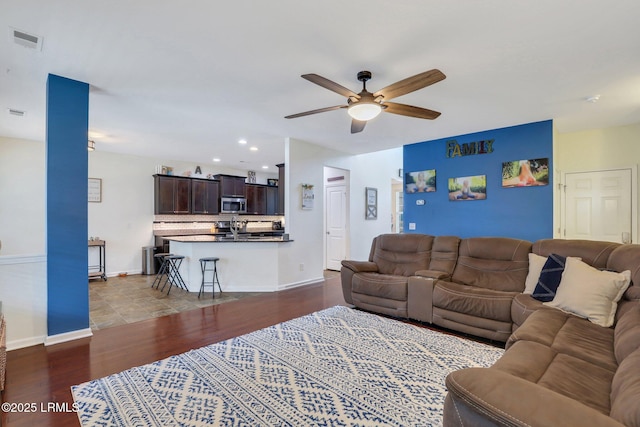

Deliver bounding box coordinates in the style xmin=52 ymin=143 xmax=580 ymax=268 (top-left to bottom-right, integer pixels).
xmin=427 ymin=235 xmax=460 ymax=275
xmin=545 ymin=257 xmax=631 ymax=327
xmin=433 ymin=281 xmax=518 ymax=323
xmin=532 ymin=253 xmax=567 ymax=302
xmin=524 ymin=253 xmax=546 ymax=294
xmin=511 ymin=293 xmax=544 ymax=328
xmin=614 ymin=303 xmax=640 ymax=364
xmin=371 ymin=233 xmax=434 ymax=276
xmin=533 ymin=238 xmax=620 ymax=269
xmin=352 ymin=272 xmax=408 ymax=301
xmin=610 ymin=348 xmax=640 ymax=427
xmin=452 ymin=237 xmax=531 ymax=292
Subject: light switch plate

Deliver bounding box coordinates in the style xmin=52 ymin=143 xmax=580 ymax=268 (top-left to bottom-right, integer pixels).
xmin=409 ymin=223 xmax=416 ymax=230
xmin=416 ymin=199 xmax=425 ymax=205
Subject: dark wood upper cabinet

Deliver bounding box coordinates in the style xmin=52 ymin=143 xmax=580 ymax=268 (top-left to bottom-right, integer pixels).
xmin=154 ymin=175 xmax=191 ymax=214
xmin=277 ymin=163 xmax=285 ymax=215
xmin=191 ymin=179 xmax=219 ymax=214
xmin=246 ymin=184 xmax=267 ymax=215
xmin=266 ymin=185 xmax=278 ymax=215
xmin=214 ymin=174 xmax=246 ymax=197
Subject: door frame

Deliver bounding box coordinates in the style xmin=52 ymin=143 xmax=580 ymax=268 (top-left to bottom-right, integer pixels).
xmin=559 ymin=165 xmax=638 ymax=243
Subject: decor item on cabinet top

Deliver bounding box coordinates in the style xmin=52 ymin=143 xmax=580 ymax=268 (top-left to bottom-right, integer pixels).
xmin=502 ymin=158 xmax=549 ymax=188
xmin=302 ymin=184 xmax=314 ymax=210
xmin=156 ymin=165 xmax=174 ymax=175
xmin=268 ymin=179 xmax=278 ymax=186
xmin=448 ymin=175 xmax=486 ymax=201
xmin=247 ymin=170 xmax=257 ymax=183
xmin=405 ymin=169 xmax=436 ymax=193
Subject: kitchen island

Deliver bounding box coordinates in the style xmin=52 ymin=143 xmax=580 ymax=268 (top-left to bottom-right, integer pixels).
xmin=164 ymin=235 xmax=293 ymax=292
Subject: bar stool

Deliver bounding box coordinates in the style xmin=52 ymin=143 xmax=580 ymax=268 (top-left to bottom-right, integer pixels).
xmin=152 ymin=253 xmax=173 ymax=289
xmin=161 ymin=255 xmax=188 ymax=295
xmin=199 ymin=257 xmax=222 ymax=299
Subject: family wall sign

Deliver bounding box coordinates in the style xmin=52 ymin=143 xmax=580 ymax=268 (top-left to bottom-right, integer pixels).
xmin=446 ymin=139 xmax=494 ymax=158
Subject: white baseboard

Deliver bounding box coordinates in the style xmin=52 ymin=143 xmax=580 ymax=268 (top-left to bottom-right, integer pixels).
xmin=277 ymin=276 xmax=324 ymax=291
xmin=45 ymin=327 xmax=93 ymax=346
xmin=7 ymin=335 xmax=47 ymax=351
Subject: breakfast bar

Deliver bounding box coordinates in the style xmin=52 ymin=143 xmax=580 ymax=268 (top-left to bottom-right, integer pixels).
xmin=165 ymin=235 xmax=293 ymax=292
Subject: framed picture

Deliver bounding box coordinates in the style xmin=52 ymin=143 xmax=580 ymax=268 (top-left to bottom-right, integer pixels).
xmin=502 ymin=158 xmax=549 ymax=187
xmin=448 ymin=175 xmax=486 ymax=201
xmin=366 ymin=187 xmax=377 ymax=219
xmin=88 ymin=178 xmax=102 ymax=203
xmin=405 ymin=169 xmax=436 ymax=193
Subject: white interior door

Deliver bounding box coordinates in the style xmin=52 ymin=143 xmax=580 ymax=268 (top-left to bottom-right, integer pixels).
xmin=326 ymin=184 xmax=347 ymax=270
xmin=563 ymin=168 xmax=633 ymax=243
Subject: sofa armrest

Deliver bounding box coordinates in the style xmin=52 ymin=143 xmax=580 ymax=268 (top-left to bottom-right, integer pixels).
xmin=340 ymin=261 xmax=379 ymax=305
xmin=340 ymin=260 xmax=379 ymax=273
xmin=407 ymin=275 xmax=437 ymax=323
xmin=415 ymin=269 xmax=451 ymax=280
xmin=445 ymin=368 xmax=624 ymax=427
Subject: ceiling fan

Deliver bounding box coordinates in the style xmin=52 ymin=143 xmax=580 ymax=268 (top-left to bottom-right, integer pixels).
xmin=285 ymin=69 xmax=445 ymax=134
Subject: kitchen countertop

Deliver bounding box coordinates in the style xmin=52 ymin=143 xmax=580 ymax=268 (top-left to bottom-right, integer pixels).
xmin=164 ymin=235 xmax=291 ymax=243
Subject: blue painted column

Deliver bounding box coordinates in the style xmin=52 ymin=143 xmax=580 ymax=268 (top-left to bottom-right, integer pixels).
xmin=46 ymin=74 xmax=90 ymax=336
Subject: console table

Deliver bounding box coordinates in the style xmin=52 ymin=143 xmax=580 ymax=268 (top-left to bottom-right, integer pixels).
xmin=88 ymin=239 xmax=107 ymax=281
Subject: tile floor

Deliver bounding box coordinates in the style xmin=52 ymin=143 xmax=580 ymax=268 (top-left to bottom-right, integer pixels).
xmin=89 ymin=273 xmax=265 ymax=330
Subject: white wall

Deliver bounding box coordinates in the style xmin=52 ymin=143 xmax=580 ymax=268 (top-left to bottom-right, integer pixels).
xmin=0 ymin=137 xmax=45 ymax=255
xmin=277 ymin=138 xmax=404 ymax=286
xmin=554 ymin=122 xmax=640 ymax=241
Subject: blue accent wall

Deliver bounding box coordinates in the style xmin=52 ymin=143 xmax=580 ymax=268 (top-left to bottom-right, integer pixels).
xmin=403 ymin=120 xmax=553 ymax=242
xmin=46 ymin=74 xmax=90 ymax=336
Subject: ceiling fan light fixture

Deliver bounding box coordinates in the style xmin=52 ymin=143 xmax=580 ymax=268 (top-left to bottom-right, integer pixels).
xmin=347 ymin=102 xmax=382 ymax=121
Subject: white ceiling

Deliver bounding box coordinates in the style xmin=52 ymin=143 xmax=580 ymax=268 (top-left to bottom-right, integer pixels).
xmin=2 ymin=1 xmax=640 ymax=172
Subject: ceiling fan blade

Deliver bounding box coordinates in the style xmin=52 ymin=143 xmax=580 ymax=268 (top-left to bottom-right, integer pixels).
xmin=285 ymin=105 xmax=346 ymax=119
xmin=302 ymin=74 xmax=359 ymax=98
xmin=383 ymin=102 xmax=441 ymax=120
xmin=351 ymin=119 xmax=367 ymax=134
xmin=374 ymin=69 xmax=446 ymax=100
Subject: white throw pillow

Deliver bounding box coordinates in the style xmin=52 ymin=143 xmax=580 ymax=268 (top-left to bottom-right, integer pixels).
xmin=544 ymin=257 xmax=631 ymax=327
xmin=524 ymin=253 xmax=547 ymax=294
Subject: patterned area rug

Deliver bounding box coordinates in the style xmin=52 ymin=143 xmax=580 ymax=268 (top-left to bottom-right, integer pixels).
xmin=72 ymin=306 xmax=504 ymax=426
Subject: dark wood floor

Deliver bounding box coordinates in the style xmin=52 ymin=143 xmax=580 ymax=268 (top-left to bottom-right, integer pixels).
xmin=3 ymin=274 xmax=347 ymax=427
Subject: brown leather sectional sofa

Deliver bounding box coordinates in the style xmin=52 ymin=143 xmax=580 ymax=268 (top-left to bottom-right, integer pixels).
xmin=341 ymin=233 xmax=640 ymax=427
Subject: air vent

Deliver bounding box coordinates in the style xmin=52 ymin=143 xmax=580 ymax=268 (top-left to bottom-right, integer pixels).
xmin=10 ymin=27 xmax=43 ymax=51
xmin=8 ymin=108 xmax=25 ymax=117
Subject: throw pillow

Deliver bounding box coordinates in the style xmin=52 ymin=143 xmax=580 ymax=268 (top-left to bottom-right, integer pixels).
xmin=524 ymin=253 xmax=547 ymax=294
xmin=544 ymin=257 xmax=631 ymax=327
xmin=532 ymin=254 xmax=568 ymax=302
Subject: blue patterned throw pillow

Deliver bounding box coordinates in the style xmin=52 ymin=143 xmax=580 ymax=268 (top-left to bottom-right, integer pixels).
xmin=532 ymin=254 xmax=567 ymax=302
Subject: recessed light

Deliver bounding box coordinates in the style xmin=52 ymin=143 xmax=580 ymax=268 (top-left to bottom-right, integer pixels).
xmin=250 ymin=146 xmax=258 ymax=151
xmin=262 ymin=165 xmax=269 ymax=169
xmin=212 ymin=157 xmax=221 ymax=162
xmin=586 ymin=95 xmax=601 ymax=103
xmin=238 ymin=139 xmax=247 ymax=145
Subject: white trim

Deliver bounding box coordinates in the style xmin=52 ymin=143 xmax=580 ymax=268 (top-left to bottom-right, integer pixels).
xmin=7 ymin=335 xmax=47 ymax=351
xmin=559 ymin=165 xmax=638 ymax=243
xmin=0 ymin=254 xmax=46 ymax=265
xmin=277 ymin=276 xmax=324 ymax=291
xmin=45 ymin=328 xmax=93 ymax=346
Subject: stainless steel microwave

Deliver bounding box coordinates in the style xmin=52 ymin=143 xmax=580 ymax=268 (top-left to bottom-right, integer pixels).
xmin=220 ymin=197 xmax=247 ymax=214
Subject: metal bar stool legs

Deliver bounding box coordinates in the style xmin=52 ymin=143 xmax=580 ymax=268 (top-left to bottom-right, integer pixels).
xmin=162 ymin=255 xmax=188 ymax=295
xmin=152 ymin=253 xmax=172 ymax=289
xmin=199 ymin=257 xmax=222 ymax=299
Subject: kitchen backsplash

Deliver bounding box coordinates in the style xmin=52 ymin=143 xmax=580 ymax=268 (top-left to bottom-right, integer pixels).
xmin=153 ymin=214 xmax=285 ymax=235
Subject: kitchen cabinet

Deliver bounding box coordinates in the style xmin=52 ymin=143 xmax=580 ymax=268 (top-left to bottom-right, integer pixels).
xmin=154 ymin=175 xmax=191 ymax=214
xmin=246 ymin=183 xmax=267 ymax=214
xmin=215 ymin=174 xmax=246 ymax=197
xmin=266 ymin=185 xmax=278 ymax=215
xmin=191 ymin=179 xmax=219 ymax=214
xmin=277 ymin=163 xmax=285 ymax=215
